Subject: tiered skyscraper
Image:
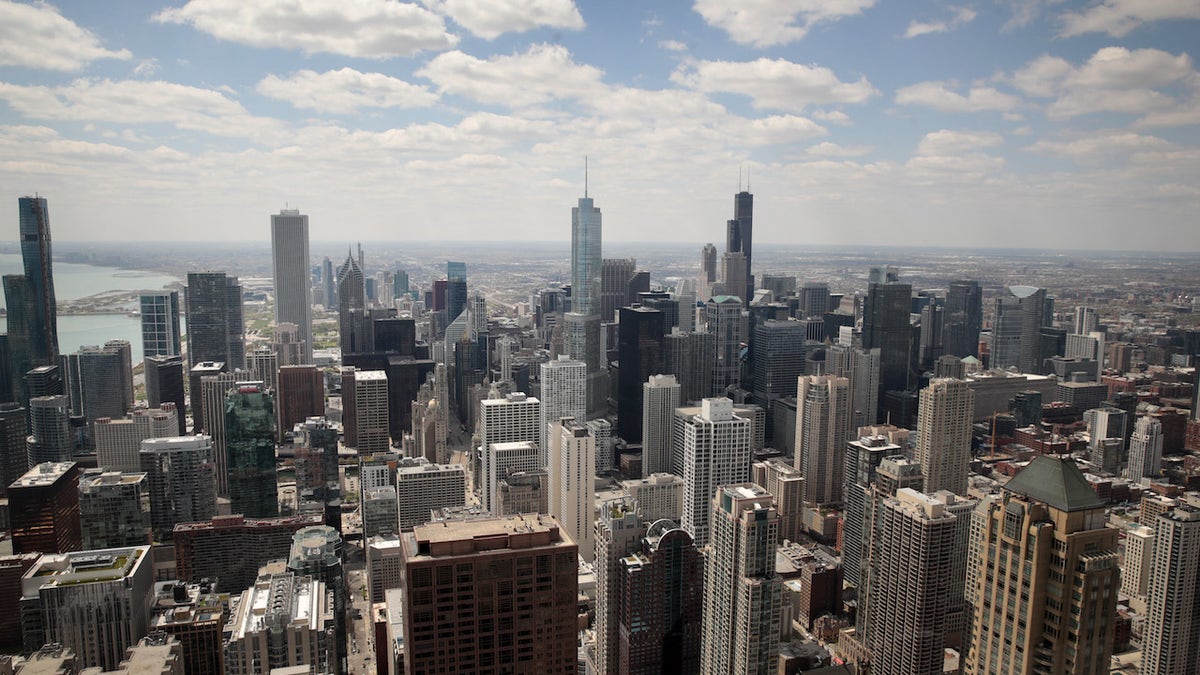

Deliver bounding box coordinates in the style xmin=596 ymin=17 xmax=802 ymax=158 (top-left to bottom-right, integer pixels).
xmin=270 ymin=209 xmax=313 ymax=363
xmin=336 ymin=253 xmax=365 ymax=354
xmin=795 ymin=375 xmax=850 ymax=506
xmin=725 ymin=188 xmax=754 ymax=302
xmin=567 ymin=178 xmax=605 ymax=412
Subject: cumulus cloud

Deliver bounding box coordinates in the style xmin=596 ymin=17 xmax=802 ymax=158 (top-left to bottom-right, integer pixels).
xmin=670 ymin=57 xmax=877 ymax=112
xmin=915 ymin=129 xmax=1003 ymax=156
xmin=692 ymin=0 xmax=876 ymax=47
xmin=659 ymin=39 xmax=688 ymax=52
xmin=0 ymin=0 xmax=131 ymax=70
xmin=257 ymin=68 xmax=438 ymax=114
xmin=1060 ymin=0 xmax=1200 ymax=37
xmin=1026 ymin=130 xmax=1173 ymax=163
xmin=903 ymin=6 xmax=977 ymax=38
xmin=807 ymin=141 xmax=872 ymax=157
xmin=154 ymin=0 xmax=458 ymax=58
xmin=422 ymin=0 xmax=583 ymax=39
xmin=417 ymin=43 xmax=604 ymax=107
xmin=895 ymin=81 xmax=1021 ymax=112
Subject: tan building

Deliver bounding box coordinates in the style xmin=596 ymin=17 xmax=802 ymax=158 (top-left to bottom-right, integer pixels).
xmin=222 ymin=564 xmax=335 ymax=675
xmin=548 ymin=418 xmax=595 ymax=563
xmin=915 ymin=378 xmax=974 ymax=495
xmin=400 ymin=514 xmax=578 ymax=674
xmin=964 ymin=456 xmax=1119 ymax=675
xmin=496 ymin=470 xmax=549 ymax=516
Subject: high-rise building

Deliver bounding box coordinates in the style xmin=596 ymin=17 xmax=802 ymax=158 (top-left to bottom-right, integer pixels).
xmin=842 ymin=433 xmax=903 ymax=588
xmin=944 ymin=280 xmax=982 ymax=359
xmin=223 ymin=564 xmax=335 ymax=674
xmin=224 ymin=383 xmax=277 ymax=518
xmin=622 ymin=472 xmax=685 ymax=522
xmin=9 ymin=461 xmax=80 ymax=554
xmin=276 ymin=364 xmax=324 ymax=442
xmin=496 ymin=470 xmax=549 ymax=515
xmin=752 ymin=458 xmax=805 ymax=544
xmin=354 ymin=370 xmax=390 ymax=453
xmin=725 ymin=189 xmax=754 ymax=301
xmin=148 ymin=580 xmax=227 ymax=675
xmin=991 ymin=285 xmax=1047 ymax=373
xmin=0 ymin=402 xmax=27 ymax=497
xmin=827 ymin=342 xmax=881 ymax=433
xmin=914 ymin=378 xmax=974 ymax=495
xmin=548 ymin=417 xmax=595 ymax=563
xmin=400 ymin=514 xmax=578 ymax=674
xmin=270 ymin=209 xmax=313 ymax=364
xmin=794 ymin=375 xmax=850 ymax=506
xmin=287 ymin=525 xmax=346 ymax=674
xmin=799 ymin=281 xmax=830 ymax=319
xmin=964 ymin=456 xmax=1119 ymax=675
xmin=78 ymin=470 xmax=150 ymax=549
xmin=701 ymin=483 xmax=781 ymax=675
xmin=7 ymin=197 xmax=59 ymax=381
xmin=1128 ymin=415 xmax=1164 ymax=483
xmin=586 ymin=417 xmax=613 ymax=473
xmin=677 ymin=398 xmax=752 ymax=547
xmin=395 ymin=460 xmax=466 ymax=529
xmin=200 ymin=370 xmax=235 ymax=493
xmin=65 ymin=339 xmax=134 ymax=427
xmin=172 ymin=513 xmax=322 ymax=593
xmin=336 ymin=254 xmax=366 ymax=354
xmin=616 ymin=306 xmax=664 ymax=443
xmin=751 ymin=320 xmax=807 ymax=411
xmin=144 ymin=355 xmax=186 ymax=435
xmin=600 ymin=257 xmax=637 ymax=321
xmin=642 ymin=374 xmax=680 ymax=475
xmin=94 ymin=404 xmax=179 ymax=472
xmin=272 ymin=321 xmax=305 ymax=366
xmin=20 ymin=546 xmax=153 ymax=671
xmin=862 ymin=279 xmax=913 ymax=403
xmin=485 ymin=440 xmax=540 ymax=517
xmin=700 ymin=243 xmax=718 ymax=296
xmin=26 ymin=394 xmax=71 ymax=464
xmin=863 ymin=488 xmax=973 ymax=675
xmin=1141 ymin=506 xmax=1200 ymax=675
xmin=321 ymin=256 xmax=335 ymax=310
xmin=1073 ymin=306 xmax=1098 ymax=335
xmin=245 ymin=345 xmax=278 ymax=393
xmin=539 ymin=356 xmax=586 ymax=463
xmin=720 ymin=252 xmax=747 ymax=301
xmin=664 ymin=328 xmax=716 ymax=403
xmin=140 ymin=291 xmax=182 ymax=358
xmin=594 ymin=498 xmax=647 ymax=675
xmin=185 ymin=272 xmax=244 ymax=369
xmin=446 ymin=260 xmax=467 ymax=322
xmin=706 ymin=295 xmax=745 ymax=395
xmin=1121 ymin=524 xmax=1155 ymax=601
xmin=187 ymin=361 xmax=224 ymax=435
xmin=478 ymin=391 xmax=540 ymax=510
xmin=571 ymin=189 xmax=602 ymax=319
xmin=139 ymin=436 xmax=217 ymax=541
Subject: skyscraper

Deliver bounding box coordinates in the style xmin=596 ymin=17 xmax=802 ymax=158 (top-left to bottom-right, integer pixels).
xmin=26 ymin=394 xmax=72 ymax=464
xmin=1141 ymin=506 xmax=1200 ymax=675
xmin=914 ymin=378 xmax=974 ymax=495
xmin=145 ymin=355 xmax=186 ymax=436
xmin=139 ymin=436 xmax=217 ymax=540
xmin=699 ymin=243 xmax=718 ymax=296
xmin=78 ymin=470 xmax=151 ymax=549
xmin=862 ymin=278 xmax=912 ymax=403
xmin=16 ymin=196 xmax=59 ymax=368
xmin=677 ymin=398 xmax=752 ymax=547
xmin=944 ymin=280 xmax=982 ymax=359
xmin=336 ymin=254 xmax=365 ymax=354
xmin=225 ymin=383 xmax=277 ymax=518
xmin=548 ymin=417 xmax=595 ymax=562
xmin=478 ymin=391 xmax=541 ymax=512
xmin=354 ymin=370 xmax=390 ymax=453
xmin=616 ymin=306 xmax=664 ymax=443
xmin=642 ymin=374 xmax=681 ymax=476
xmin=991 ymin=285 xmax=1047 ymax=373
xmin=0 ymin=402 xmax=27 ymax=497
xmin=701 ymin=483 xmax=780 ymax=675
xmin=571 ymin=187 xmax=602 ymax=318
xmin=9 ymin=461 xmax=81 ymax=555
xmin=446 ymin=260 xmax=467 ymax=322
xmin=185 ymin=272 xmax=244 ymax=369
xmin=139 ymin=291 xmax=182 ymax=358
xmin=827 ymin=342 xmax=881 ymax=433
xmin=276 ymin=364 xmax=324 ymax=441
xmin=1128 ymin=415 xmax=1164 ymax=483
xmin=664 ymin=328 xmax=716 ymax=403
xmin=707 ymin=295 xmax=745 ymax=395
xmin=725 ymin=189 xmax=754 ymax=302
xmin=65 ymin=340 xmax=134 ymax=427
xmin=270 ymin=210 xmax=313 ymax=363
xmin=539 ymin=356 xmax=586 ymax=464
xmin=794 ymin=375 xmax=850 ymax=506
xmin=751 ymin=319 xmax=807 ymax=411
xmin=842 ymin=433 xmax=903 ymax=589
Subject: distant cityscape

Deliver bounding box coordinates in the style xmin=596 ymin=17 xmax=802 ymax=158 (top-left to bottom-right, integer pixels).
xmin=0 ymin=190 xmax=1198 ymax=675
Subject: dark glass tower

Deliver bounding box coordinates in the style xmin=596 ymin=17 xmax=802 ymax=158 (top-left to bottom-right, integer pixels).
xmin=616 ymin=306 xmax=665 ymax=444
xmin=725 ymin=190 xmax=754 ymax=302
xmin=446 ymin=261 xmax=467 ymax=323
xmin=145 ymin=354 xmax=187 ymax=435
xmin=18 ymin=197 xmax=58 ymax=365
xmin=944 ymin=279 xmax=982 ymax=358
xmin=225 ymin=384 xmax=278 ymax=518
xmin=336 ymin=254 xmax=365 ymax=354
xmin=863 ymin=280 xmax=913 ymax=413
xmin=185 ymin=273 xmax=244 ymax=369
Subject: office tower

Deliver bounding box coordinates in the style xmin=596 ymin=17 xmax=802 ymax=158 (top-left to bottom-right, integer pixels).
xmin=287 ymin=525 xmax=345 ymax=675
xmin=245 ymin=345 xmax=278 ymax=392
xmin=700 ymin=242 xmax=718 ymax=296
xmin=914 ymin=378 xmax=974 ymax=495
xmin=26 ymin=395 xmax=71 ymax=464
xmin=751 ymin=319 xmax=807 ymax=410
xmin=720 ymin=251 xmax=747 ymax=299
xmin=399 ymin=514 xmax=578 ymax=674
xmin=1122 ymin=524 xmax=1155 ymax=600
xmin=270 ymin=209 xmax=313 ymax=364
xmin=678 ymin=398 xmax=752 ymax=547
xmin=200 ymin=370 xmax=235 ymax=493
xmin=9 ymin=461 xmax=80 ymax=554
xmin=642 ymin=374 xmax=680 ymax=475
xmin=917 ymin=295 xmax=945 ymax=369
xmin=701 ymin=483 xmax=780 ymax=675
xmin=354 ymin=370 xmax=389 ymax=453
xmin=185 ymin=272 xmax=244 ymax=369
xmin=0 ymin=402 xmax=27 ymax=497
xmin=863 ymin=489 xmax=972 ymax=675
xmin=395 ymin=460 xmax=466 ymax=529
xmin=585 ymin=417 xmax=613 ymax=472
xmin=862 ymin=279 xmax=913 ymax=402
xmin=944 ymin=280 xmax=982 ymax=358
xmin=759 ymin=274 xmax=795 ymax=301
xmin=622 ymin=472 xmax=685 ymax=522
xmin=548 ymin=417 xmax=596 ymax=563
xmin=224 ymin=383 xmax=277 ymax=518
xmin=497 ymin=470 xmax=549 ymax=515
xmin=600 ymin=257 xmax=637 ymax=321
xmin=798 ymin=281 xmax=830 ymax=319
xmin=272 ymin=322 xmax=305 ymax=366
xmin=276 ymin=364 xmax=323 ymax=441
xmin=173 ymin=513 xmax=322 ymax=593
xmin=0 ymin=553 xmax=39 ymax=651
xmin=336 ymin=254 xmax=366 ymax=353
xmin=144 ymin=355 xmax=186 ymax=435
xmin=485 ymin=441 xmax=540 ymax=518
xmin=147 ymin=580 xmax=226 ymax=675
xmin=794 ymin=375 xmax=850 ymax=506
xmin=594 ymin=498 xmax=647 ymax=674
xmin=842 ymin=433 xmax=903 ymax=588
xmin=1 ymin=276 xmax=34 ymax=399
xmin=617 ymin=306 xmax=664 ymax=443
xmin=140 ymin=291 xmax=182 ymax=358
xmin=321 ymin=256 xmax=335 ymax=310
xmin=478 ymin=391 xmax=541 ymax=509
xmin=224 ymin=565 xmax=335 ymax=674
xmin=366 ymin=536 xmax=403 ymax=603
xmin=20 ymin=546 xmax=153 ymax=671
xmin=618 ymin=520 xmax=704 ymax=674
xmin=362 ymin=485 xmax=398 ymax=536
xmin=187 ymin=361 xmax=224 ymax=434
xmin=139 ymin=436 xmax=217 ymax=541
xmin=1142 ymin=506 xmax=1200 ymax=675
xmin=964 ymin=456 xmax=1119 ymax=675
xmin=571 ymin=187 xmax=602 ymax=318
xmin=1128 ymin=415 xmax=1164 ymax=482
xmin=93 ymin=405 xmax=178 ymax=472
xmin=1073 ymin=306 xmax=1097 ymax=335
xmin=664 ymin=328 xmax=716 ymax=403
xmin=707 ymin=295 xmax=745 ymax=394
xmin=78 ymin=470 xmax=150 ymax=549
xmin=752 ymin=458 xmax=805 ymax=544
xmin=446 ymin=260 xmax=467 ymax=322
xmin=725 ymin=189 xmax=755 ymax=301
xmin=539 ymin=356 xmax=585 ymax=462
xmin=24 ymin=363 xmax=63 ymax=400
xmin=65 ymin=340 xmax=134 ymax=426
xmin=294 ymin=416 xmax=338 ymax=486
xmin=4 ymin=197 xmax=59 ymax=386
xmin=340 ymin=366 xmax=358 ymax=446
xmin=991 ymin=285 xmax=1047 ymax=373
xmin=827 ymin=343 xmax=881 ymax=433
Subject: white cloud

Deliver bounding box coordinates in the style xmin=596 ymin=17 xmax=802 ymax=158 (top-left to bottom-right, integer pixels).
xmin=257 ymin=68 xmax=438 ymax=114
xmin=915 ymin=129 xmax=1003 ymax=156
xmin=133 ymin=59 xmax=161 ymax=77
xmin=806 ymin=141 xmax=872 ymax=157
xmin=895 ymin=81 xmax=1021 ymax=112
xmin=154 ymin=0 xmax=458 ymax=58
xmin=659 ymin=39 xmax=688 ymax=52
xmin=692 ymin=0 xmax=876 ymax=47
xmin=903 ymin=6 xmax=976 ymax=38
xmin=811 ymin=109 xmax=852 ymax=125
xmin=1060 ymin=0 xmax=1200 ymax=37
xmin=0 ymin=0 xmax=131 ymax=70
xmin=417 ymin=44 xmax=604 ymax=107
xmin=421 ymin=0 xmax=583 ymax=39
xmin=0 ymin=79 xmax=284 ymax=140
xmin=1026 ymin=130 xmax=1172 ymax=163
xmin=670 ymin=58 xmax=877 ymax=112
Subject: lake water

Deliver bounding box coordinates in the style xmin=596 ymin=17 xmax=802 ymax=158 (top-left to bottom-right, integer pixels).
xmin=0 ymin=253 xmax=182 ymax=363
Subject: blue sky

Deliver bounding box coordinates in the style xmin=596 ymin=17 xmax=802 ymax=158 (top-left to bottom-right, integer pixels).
xmin=0 ymin=0 xmax=1197 ymax=250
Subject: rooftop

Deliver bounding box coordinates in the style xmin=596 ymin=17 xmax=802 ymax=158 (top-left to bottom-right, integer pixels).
xmin=1004 ymin=455 xmax=1105 ymax=512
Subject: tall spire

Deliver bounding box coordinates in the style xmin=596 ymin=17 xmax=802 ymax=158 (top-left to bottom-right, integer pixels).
xmin=584 ymin=155 xmax=588 ymax=198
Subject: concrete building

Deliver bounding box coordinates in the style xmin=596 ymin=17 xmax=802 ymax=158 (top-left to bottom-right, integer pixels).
xmin=222 ymin=565 xmax=335 ymax=675
xmin=539 ymin=358 xmax=586 ymax=465
xmin=593 ymin=499 xmax=645 ymax=675
xmin=794 ymin=375 xmax=850 ymax=506
xmin=914 ymin=378 xmax=974 ymax=495
xmin=394 ymin=460 xmax=466 ymax=530
xmin=172 ymin=514 xmax=322 ymax=594
xmin=65 ymin=340 xmax=134 ymax=429
xmin=496 ymin=470 xmax=549 ymax=516
xmin=485 ymin=441 xmax=540 ymax=519
xmin=362 ymin=485 xmax=399 ymax=538
xmin=706 ymin=295 xmax=745 ymax=395
xmin=1128 ymin=416 xmax=1165 ymax=483
xmin=9 ymin=461 xmax=80 ymax=555
xmin=842 ymin=433 xmax=903 ymax=589
xmin=826 ymin=343 xmax=881 ymax=434
xmin=585 ymin=418 xmax=613 ymax=474
xmin=94 ymin=405 xmax=179 ymax=473
xmin=198 ymin=370 xmax=235 ymax=493
xmin=701 ymin=484 xmax=782 ymax=675
xmin=1121 ymin=525 xmax=1155 ymax=600
xmin=270 ymin=209 xmax=313 ymax=364
xmin=0 ymin=402 xmax=27 ymax=498
xmin=400 ymin=514 xmax=578 ymax=674
xmin=78 ymin=470 xmax=150 ymax=550
xmin=752 ymin=458 xmax=805 ymax=544
xmin=1142 ymin=506 xmax=1200 ymax=675
xmin=548 ymin=417 xmax=595 ymax=563
xmin=478 ymin=391 xmax=541 ymax=508
xmin=276 ymin=365 xmax=323 ymax=443
xmin=354 ymin=370 xmax=390 ymax=454
xmin=621 ymin=472 xmax=684 ymax=523
xmin=676 ymin=398 xmax=753 ymax=547
xmin=139 ymin=436 xmax=217 ymax=541
xmin=26 ymin=395 xmax=71 ymax=465
xmin=641 ymin=374 xmax=680 ymax=476
xmin=148 ymin=580 xmax=227 ymax=675
xmin=366 ymin=536 xmax=403 ymax=604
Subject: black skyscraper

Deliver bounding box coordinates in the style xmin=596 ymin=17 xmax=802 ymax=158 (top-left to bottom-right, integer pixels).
xmin=725 ymin=190 xmax=754 ymax=302
xmin=945 ymin=279 xmax=983 ymax=358
xmin=3 ymin=197 xmax=59 ymax=400
xmin=617 ymin=306 xmax=665 ymax=444
xmin=145 ymin=354 xmax=187 ymax=435
xmin=863 ymin=280 xmax=913 ymax=413
xmin=185 ymin=272 xmax=244 ymax=369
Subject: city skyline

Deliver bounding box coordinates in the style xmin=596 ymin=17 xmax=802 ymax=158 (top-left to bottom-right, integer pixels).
xmin=0 ymin=1 xmax=1196 ymax=249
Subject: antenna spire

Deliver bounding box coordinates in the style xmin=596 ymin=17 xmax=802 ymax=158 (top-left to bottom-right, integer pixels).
xmin=746 ymin=165 xmax=751 ymax=192
xmin=584 ymin=156 xmax=588 ymax=198
xmin=738 ymin=164 xmax=742 ymax=192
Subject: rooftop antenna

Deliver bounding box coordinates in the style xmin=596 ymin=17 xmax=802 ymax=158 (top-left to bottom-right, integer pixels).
xmin=746 ymin=165 xmax=751 ymax=192
xmin=584 ymin=156 xmax=588 ymax=198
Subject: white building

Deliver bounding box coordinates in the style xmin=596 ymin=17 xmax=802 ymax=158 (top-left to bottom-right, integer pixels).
xmin=548 ymin=417 xmax=596 ymax=563
xmin=270 ymin=209 xmax=313 ymax=364
xmin=1127 ymin=416 xmax=1164 ymax=483
xmin=94 ymin=405 xmax=179 ymax=473
xmin=478 ymin=392 xmax=541 ymax=512
xmin=486 ymin=442 xmax=541 ymax=517
xmin=395 ymin=460 xmax=466 ymax=530
xmin=1122 ymin=525 xmax=1155 ymax=600
xmin=1142 ymin=506 xmax=1200 ymax=675
xmin=539 ymin=357 xmax=586 ymax=464
xmin=642 ymin=374 xmax=681 ymax=476
xmin=223 ymin=565 xmax=335 ymax=675
xmin=139 ymin=435 xmax=217 ymax=539
xmin=676 ymin=398 xmax=752 ymax=547
xmin=621 ymin=472 xmax=684 ymax=523
xmin=914 ymin=378 xmax=975 ymax=496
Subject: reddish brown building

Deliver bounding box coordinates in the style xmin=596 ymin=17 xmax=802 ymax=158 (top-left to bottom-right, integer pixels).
xmin=617 ymin=525 xmax=703 ymax=675
xmin=9 ymin=461 xmax=81 ymax=555
xmin=173 ymin=513 xmax=322 ymax=594
xmin=401 ymin=514 xmax=578 ymax=674
xmin=276 ymin=365 xmax=324 ymax=441
xmin=0 ymin=553 xmax=39 ymax=650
